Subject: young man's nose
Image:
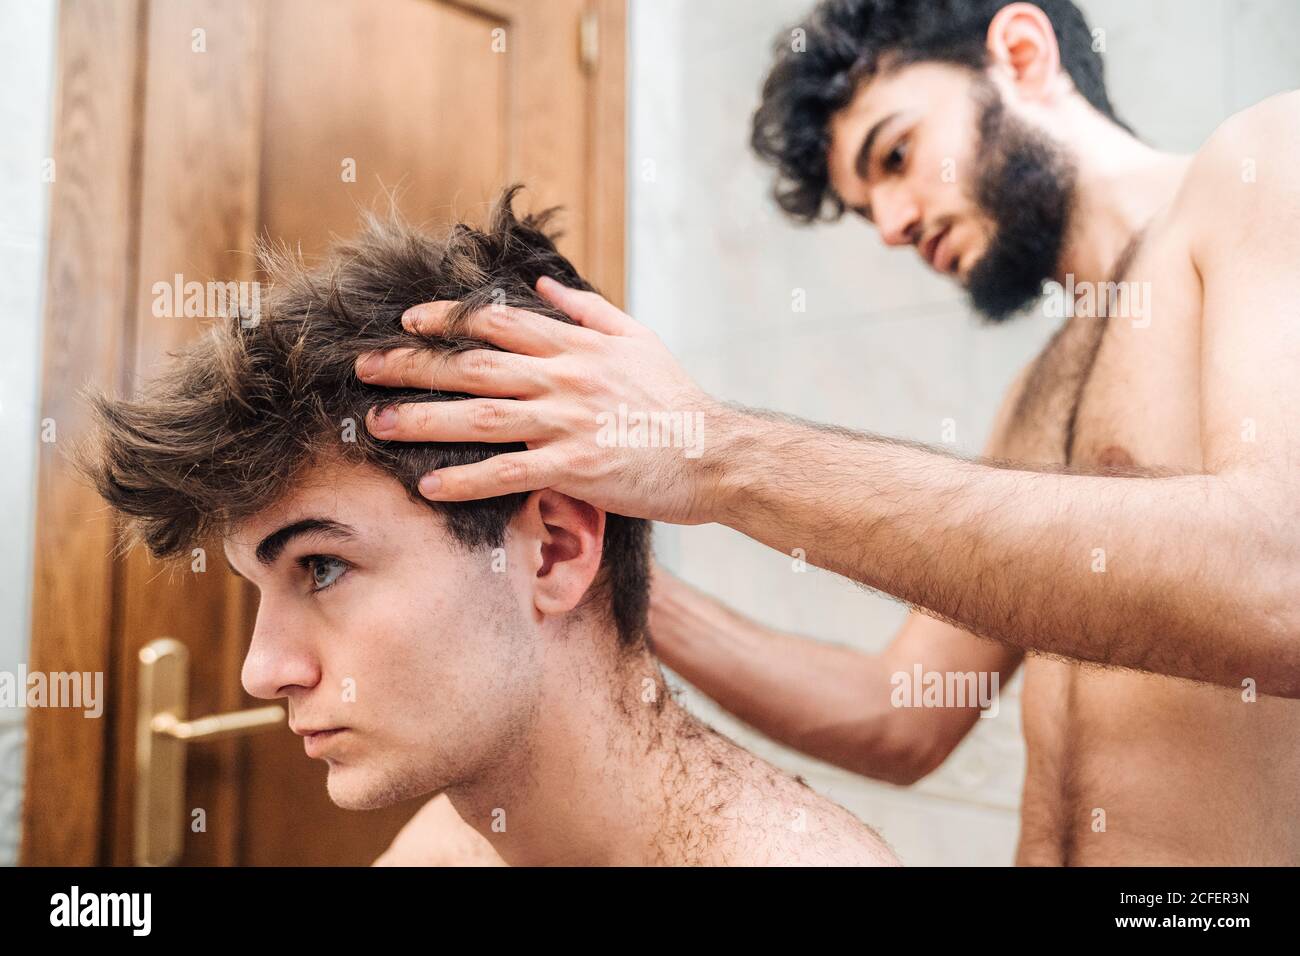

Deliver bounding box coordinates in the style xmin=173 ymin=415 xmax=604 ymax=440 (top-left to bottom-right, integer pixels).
xmin=871 ymin=185 xmax=922 ymax=248
xmin=241 ymin=614 xmax=321 ymax=700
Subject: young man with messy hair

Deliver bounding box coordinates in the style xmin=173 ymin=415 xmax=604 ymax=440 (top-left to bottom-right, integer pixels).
xmin=81 ymin=188 xmax=897 ymax=867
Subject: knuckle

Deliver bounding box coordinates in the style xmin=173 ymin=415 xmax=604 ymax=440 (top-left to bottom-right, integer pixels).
xmin=392 ymin=350 xmax=423 ymax=385
xmin=410 ymin=403 xmax=436 ymax=433
xmin=463 ymin=349 xmax=498 ymax=380
xmin=496 ymin=456 xmax=529 ymax=486
xmin=478 ymin=306 xmax=510 ymax=337
xmin=470 ymin=401 xmax=505 ymax=433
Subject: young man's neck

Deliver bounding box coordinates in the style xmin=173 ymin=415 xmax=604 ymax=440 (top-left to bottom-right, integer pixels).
xmin=445 ymin=625 xmax=735 ymax=866
xmin=1055 ymin=107 xmax=1193 ymax=284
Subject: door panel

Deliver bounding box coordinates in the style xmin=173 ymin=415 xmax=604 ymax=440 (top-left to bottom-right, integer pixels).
xmin=259 ymin=0 xmax=508 ymax=255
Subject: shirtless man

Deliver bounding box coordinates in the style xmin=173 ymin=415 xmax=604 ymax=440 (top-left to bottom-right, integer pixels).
xmin=82 ymin=192 xmax=895 ymax=867
xmin=361 ymin=0 xmax=1300 ymax=865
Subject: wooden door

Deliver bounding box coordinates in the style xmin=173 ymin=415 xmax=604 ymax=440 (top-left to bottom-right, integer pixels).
xmin=23 ymin=0 xmax=625 ymax=866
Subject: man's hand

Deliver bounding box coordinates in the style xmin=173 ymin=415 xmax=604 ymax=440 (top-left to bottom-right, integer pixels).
xmin=357 ymin=276 xmax=726 ymax=524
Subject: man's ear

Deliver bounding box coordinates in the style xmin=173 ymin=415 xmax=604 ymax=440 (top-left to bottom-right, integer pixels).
xmin=985 ymin=2 xmax=1064 ymax=104
xmin=513 ymin=489 xmax=606 ymax=621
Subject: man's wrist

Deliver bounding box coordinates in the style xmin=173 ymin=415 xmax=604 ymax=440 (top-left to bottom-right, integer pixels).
xmin=696 ymin=399 xmax=761 ymax=529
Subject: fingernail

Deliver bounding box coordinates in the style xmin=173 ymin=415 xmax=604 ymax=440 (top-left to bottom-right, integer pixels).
xmin=357 ymin=353 xmax=383 ymax=379
xmin=371 ymin=407 xmax=397 ymax=431
xmin=419 ymin=473 xmax=442 ymax=497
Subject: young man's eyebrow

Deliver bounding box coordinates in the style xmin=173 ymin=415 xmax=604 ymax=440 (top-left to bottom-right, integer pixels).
xmin=854 ymin=110 xmax=900 ymax=180
xmin=255 ymin=518 xmax=357 ymax=566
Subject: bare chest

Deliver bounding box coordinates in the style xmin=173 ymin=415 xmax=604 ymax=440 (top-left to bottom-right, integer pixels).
xmin=1004 ymin=231 xmax=1204 ymax=472
xmin=1004 ymin=225 xmax=1250 ymax=862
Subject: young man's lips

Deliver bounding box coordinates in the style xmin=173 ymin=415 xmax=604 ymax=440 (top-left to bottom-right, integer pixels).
xmin=299 ymin=728 xmax=347 ymax=757
xmin=922 ymin=226 xmax=950 ymax=272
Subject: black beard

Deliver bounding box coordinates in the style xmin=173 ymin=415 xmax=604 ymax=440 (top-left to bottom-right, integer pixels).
xmin=964 ymin=79 xmax=1077 ymax=323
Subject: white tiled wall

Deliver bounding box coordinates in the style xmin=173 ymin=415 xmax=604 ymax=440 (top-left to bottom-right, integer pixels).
xmin=628 ymin=0 xmax=1300 ymax=865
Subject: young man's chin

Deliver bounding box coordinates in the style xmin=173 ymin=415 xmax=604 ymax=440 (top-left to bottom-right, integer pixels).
xmin=323 ymin=761 xmax=431 ymax=812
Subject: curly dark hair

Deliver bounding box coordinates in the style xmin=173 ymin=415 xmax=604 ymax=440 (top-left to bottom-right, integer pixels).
xmin=77 ymin=185 xmax=651 ymax=646
xmin=751 ymin=0 xmax=1129 ymax=222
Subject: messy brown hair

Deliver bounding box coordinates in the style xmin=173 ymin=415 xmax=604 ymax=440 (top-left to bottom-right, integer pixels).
xmin=79 ymin=186 xmax=650 ymax=646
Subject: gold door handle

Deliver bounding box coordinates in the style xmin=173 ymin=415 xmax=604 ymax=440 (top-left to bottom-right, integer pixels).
xmin=151 ymin=707 xmax=284 ymax=742
xmin=135 ymin=638 xmax=286 ymax=866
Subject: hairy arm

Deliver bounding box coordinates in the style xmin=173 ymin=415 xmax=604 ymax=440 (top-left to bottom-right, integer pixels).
xmin=651 ymin=566 xmax=1022 ymax=784
xmin=710 ymin=415 xmax=1287 ymax=689
xmin=708 ymin=103 xmax=1300 ymax=695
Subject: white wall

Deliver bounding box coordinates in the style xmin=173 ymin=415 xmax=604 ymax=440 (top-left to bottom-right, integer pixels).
xmin=628 ymin=0 xmax=1300 ymax=865
xmin=0 ymin=0 xmax=58 ymax=866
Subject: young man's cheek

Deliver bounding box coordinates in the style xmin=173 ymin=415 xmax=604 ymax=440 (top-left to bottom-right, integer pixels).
xmin=330 ymin=586 xmax=462 ymax=715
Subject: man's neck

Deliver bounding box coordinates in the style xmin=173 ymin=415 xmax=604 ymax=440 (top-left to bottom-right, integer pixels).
xmin=446 ymin=634 xmax=732 ymax=866
xmin=1056 ymin=112 xmax=1193 ymax=284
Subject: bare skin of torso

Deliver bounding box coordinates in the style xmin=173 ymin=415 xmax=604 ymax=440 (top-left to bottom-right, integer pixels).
xmin=995 ymin=202 xmax=1300 ymax=865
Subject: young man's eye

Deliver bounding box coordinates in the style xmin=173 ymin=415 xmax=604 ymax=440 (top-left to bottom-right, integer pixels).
xmin=883 ymin=138 xmax=909 ymax=173
xmin=300 ymin=555 xmax=349 ymax=593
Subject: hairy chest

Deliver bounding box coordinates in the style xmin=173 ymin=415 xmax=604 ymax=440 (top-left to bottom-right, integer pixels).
xmin=1003 ymin=227 xmax=1204 ymax=472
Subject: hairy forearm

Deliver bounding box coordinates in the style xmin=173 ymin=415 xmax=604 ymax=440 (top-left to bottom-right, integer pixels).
xmin=707 ymin=406 xmax=1300 ymax=696
xmin=650 ymin=574 xmax=954 ymax=783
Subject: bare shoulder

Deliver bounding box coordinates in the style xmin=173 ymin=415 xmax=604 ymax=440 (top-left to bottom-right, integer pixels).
xmin=748 ymin=773 xmax=901 ymax=866
xmin=732 ymin=772 xmax=900 ymax=867
xmin=372 ymin=793 xmax=507 ymax=867
xmin=1179 ymin=91 xmax=1300 ymax=250
xmin=695 ymin=739 xmax=900 ymax=866
xmin=1202 ymin=90 xmax=1300 ymax=155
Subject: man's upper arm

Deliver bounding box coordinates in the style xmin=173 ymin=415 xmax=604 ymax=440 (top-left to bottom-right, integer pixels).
xmin=1183 ymin=96 xmax=1300 ymax=626
xmin=1145 ymin=94 xmax=1300 ymax=651
xmin=1191 ymin=93 xmax=1300 ymax=480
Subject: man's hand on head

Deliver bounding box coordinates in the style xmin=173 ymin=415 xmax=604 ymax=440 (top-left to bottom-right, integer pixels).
xmin=355 ymin=276 xmax=729 ymax=526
